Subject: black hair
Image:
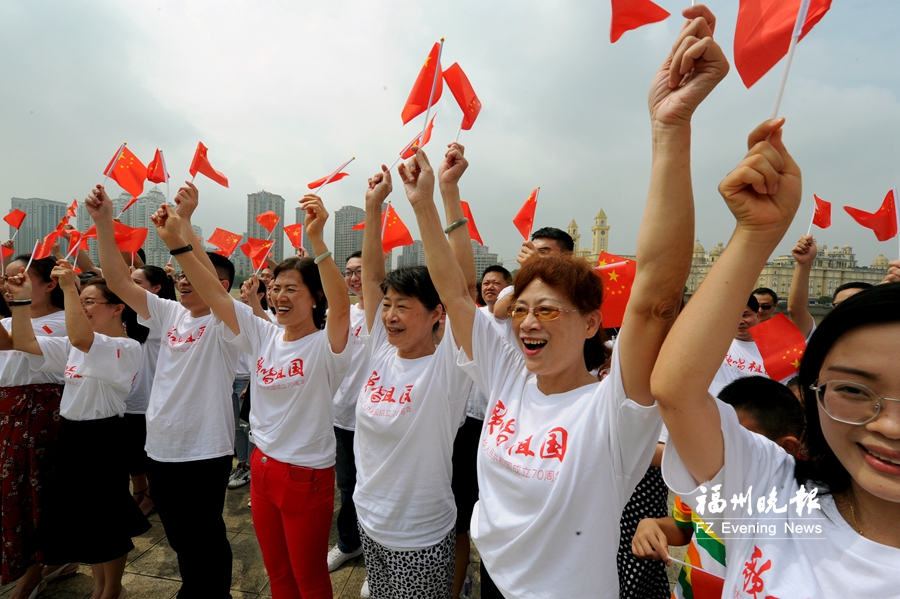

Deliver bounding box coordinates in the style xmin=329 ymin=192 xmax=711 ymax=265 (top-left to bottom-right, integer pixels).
xmin=795 ymin=282 xmax=900 ymax=493
xmin=273 ymin=257 xmax=326 ymax=329
xmin=833 ymin=281 xmax=872 ymax=302
xmin=254 ymin=279 xmax=268 ymax=311
xmin=752 ymin=287 xmax=778 ymax=304
xmin=346 ymin=250 xmax=362 ymax=263
xmin=482 ymin=264 xmax=513 ymax=284
xmin=381 ymin=266 xmax=443 ymax=331
xmin=207 ymin=252 xmax=236 ymax=291
xmin=82 ymin=278 xmax=148 ymax=344
xmin=530 ymin=227 xmax=574 ymax=252
xmin=135 ymin=265 xmax=176 ymax=301
xmin=137 ymin=248 xmax=146 ymax=264
xmin=10 ymin=254 xmax=64 ymax=310
xmin=0 ymin=296 xmax=10 ymax=319
xmin=718 ymin=376 xmax=805 ymax=441
xmin=746 ymin=294 xmax=760 ymax=313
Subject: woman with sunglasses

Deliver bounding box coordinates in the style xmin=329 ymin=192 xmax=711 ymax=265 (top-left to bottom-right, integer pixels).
xmin=650 ymin=119 xmax=900 ymax=596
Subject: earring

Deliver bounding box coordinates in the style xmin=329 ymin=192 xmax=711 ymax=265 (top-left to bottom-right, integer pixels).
xmin=312 ymin=304 xmax=317 ymax=309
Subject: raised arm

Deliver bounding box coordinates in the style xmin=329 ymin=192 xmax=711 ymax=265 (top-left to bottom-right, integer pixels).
xmin=171 ymin=182 xmax=218 ymax=279
xmin=151 ymin=204 xmax=239 ymax=335
xmin=402 ymin=149 xmax=476 ymax=358
xmin=60 ymin=226 xmax=102 ymax=276
xmin=787 ymin=234 xmax=816 ymax=337
xmin=437 ymin=143 xmax=478 ymax=303
xmin=53 ymin=261 xmax=95 ymax=352
xmin=7 ymin=268 xmax=41 ymax=355
xmin=650 ymin=119 xmax=802 ymax=483
xmin=300 ymin=194 xmax=349 ymax=353
xmin=616 ymin=4 xmax=729 ymax=406
xmin=361 ymin=167 xmax=392 ymax=333
xmin=84 ymin=185 xmax=150 ymax=319
xmin=240 ymin=275 xmax=272 ymax=322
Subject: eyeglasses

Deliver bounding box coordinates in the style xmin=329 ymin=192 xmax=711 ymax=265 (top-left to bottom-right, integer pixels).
xmin=506 ymin=304 xmax=585 ymax=321
xmin=811 ymin=379 xmax=900 ymax=425
xmin=175 ymin=273 xmax=189 ymax=283
xmin=81 ymin=300 xmax=110 ymax=308
xmin=344 ymin=269 xmax=362 ymax=278
xmin=758 ymin=304 xmax=775 ymax=311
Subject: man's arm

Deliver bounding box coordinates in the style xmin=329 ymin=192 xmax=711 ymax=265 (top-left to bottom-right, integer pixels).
xmin=787 ymin=234 xmax=816 ymax=337
xmin=172 ymin=181 xmax=218 ymax=278
xmin=438 ymin=143 xmax=478 ymax=303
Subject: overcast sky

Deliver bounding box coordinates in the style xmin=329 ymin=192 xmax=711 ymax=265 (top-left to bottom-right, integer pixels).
xmin=2 ymin=0 xmax=898 ymax=267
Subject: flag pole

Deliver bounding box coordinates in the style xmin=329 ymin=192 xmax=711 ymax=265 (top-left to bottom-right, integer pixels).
xmin=389 ymin=155 xmax=403 ymax=170
xmin=23 ymin=239 xmax=39 ymax=273
xmin=380 ymin=201 xmax=392 ymax=243
xmin=666 ymin=556 xmax=723 ymax=580
xmin=252 ymin=228 xmax=278 ymax=277
xmin=312 ymin=157 xmax=356 ymax=195
xmin=419 ymin=39 xmax=445 ymax=152
xmin=10 ymin=228 xmax=19 ymax=242
xmin=806 ymin=198 xmax=816 ymax=236
xmin=455 ymin=120 xmax=463 ymax=143
xmin=159 ymin=149 xmax=171 ymax=205
xmin=528 ymin=187 xmax=541 ymax=239
xmin=63 ymin=235 xmax=80 ymax=262
xmin=103 ymin=142 xmax=126 ymax=186
xmin=770 ymin=0 xmax=812 ymax=119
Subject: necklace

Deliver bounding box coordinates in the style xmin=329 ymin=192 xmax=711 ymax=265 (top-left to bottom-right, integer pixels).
xmin=844 ymin=495 xmax=863 ymax=535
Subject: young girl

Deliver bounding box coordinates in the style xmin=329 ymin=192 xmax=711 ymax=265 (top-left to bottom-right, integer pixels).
xmin=9 ymin=261 xmax=149 ymax=599
xmin=151 ymin=193 xmax=350 ymax=599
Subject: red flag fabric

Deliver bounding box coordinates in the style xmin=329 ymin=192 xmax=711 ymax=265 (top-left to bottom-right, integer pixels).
xmin=307 ymin=172 xmax=349 ymax=189
xmin=120 ymin=196 xmax=140 ymax=215
xmin=240 ymin=238 xmax=274 ymax=270
xmin=734 ymin=0 xmax=832 ymax=88
xmin=350 ymin=206 xmax=414 ymax=253
xmin=104 ymin=146 xmax=147 ymax=199
xmin=146 ymin=148 xmax=169 ymax=184
xmin=1 ymin=245 xmax=13 ymax=260
xmin=55 ymin=217 xmax=69 ymax=234
xmin=513 ymin=189 xmax=539 ymax=240
xmin=82 ymin=221 xmax=148 ymax=253
xmin=68 ymin=230 xmax=89 ymax=253
xmin=283 ymin=223 xmax=305 ymax=249
xmin=749 ymin=313 xmax=807 ymax=381
xmin=689 ymin=567 xmax=725 ymax=599
xmin=401 ymin=42 xmax=443 ymax=125
xmin=460 ymin=201 xmax=483 ymax=245
xmin=34 ymin=231 xmax=59 ymax=260
xmin=351 ymin=221 xmax=365 ymax=231
xmin=3 ymin=209 xmax=27 ymax=229
xmin=443 ymin=63 xmax=482 ymax=130
xmin=610 ymin=0 xmax=671 ymax=43
xmin=207 ymin=228 xmax=243 ymax=257
xmin=67 ymin=199 xmax=78 ymax=219
xmin=843 ymin=189 xmax=899 ymax=242
xmin=189 ymin=142 xmax=230 ymax=188
xmin=400 ymin=114 xmax=437 ymax=159
xmin=812 ymin=194 xmax=831 ymax=229
xmin=255 ymin=211 xmax=280 ymax=233
xmin=595 ymin=251 xmax=636 ymax=329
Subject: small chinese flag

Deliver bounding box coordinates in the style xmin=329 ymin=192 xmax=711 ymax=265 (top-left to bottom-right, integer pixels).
xmin=189 ymin=142 xmax=229 ymax=188
xmin=1 ymin=245 xmax=13 ymax=260
xmin=812 ymin=194 xmax=831 ymax=229
xmin=843 ymin=189 xmax=898 ymax=242
xmin=610 ymin=0 xmax=671 ymax=43
xmin=460 ymin=201 xmax=483 ymax=245
xmin=401 ymin=41 xmax=443 ymax=125
xmin=67 ymin=199 xmax=78 ymax=219
xmin=240 ymin=238 xmax=274 ymax=270
xmin=350 ymin=206 xmax=414 ymax=253
xmin=283 ymin=223 xmax=304 ymax=249
xmin=120 ymin=196 xmax=140 ymax=215
xmin=688 ymin=567 xmax=725 ymax=599
xmin=734 ymin=0 xmax=832 ymax=88
xmin=749 ymin=313 xmax=807 ymax=381
xmin=513 ymin=188 xmax=539 ymax=240
xmin=146 ymin=148 xmax=169 ymax=184
xmin=103 ymin=145 xmax=148 ymax=199
xmin=595 ymin=251 xmax=636 ymax=329
xmin=82 ymin=221 xmax=148 ymax=253
xmin=34 ymin=232 xmax=59 ymax=260
xmin=255 ymin=211 xmax=280 ymax=233
xmin=4 ymin=209 xmax=27 ymax=229
xmin=68 ymin=230 xmax=89 ymax=253
xmin=443 ymin=63 xmax=482 ymax=131
xmin=400 ymin=114 xmax=437 ymax=159
xmin=207 ymin=228 xmax=243 ymax=257
xmin=307 ymin=172 xmax=349 ymax=189
xmin=55 ymin=217 xmax=69 ymax=234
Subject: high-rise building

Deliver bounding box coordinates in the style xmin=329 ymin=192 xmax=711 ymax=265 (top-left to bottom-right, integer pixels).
xmin=334 ymin=205 xmax=365 ymax=269
xmin=233 ymin=233 xmax=252 ymax=276
xmin=472 ymin=240 xmax=500 ymax=281
xmin=247 ymin=191 xmax=285 ymax=263
xmin=9 ymin=197 xmax=68 ymax=256
xmin=397 ymin=240 xmax=425 ymax=268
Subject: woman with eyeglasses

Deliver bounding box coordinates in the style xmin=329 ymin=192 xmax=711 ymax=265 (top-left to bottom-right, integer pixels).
xmin=650 ymin=118 xmax=900 ymax=596
xmin=8 ymin=261 xmax=149 ymax=599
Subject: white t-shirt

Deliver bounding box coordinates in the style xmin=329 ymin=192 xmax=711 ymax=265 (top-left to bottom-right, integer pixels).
xmin=138 ymin=292 xmax=240 ymax=462
xmin=125 ymin=327 xmax=161 ymax=414
xmin=224 ymin=301 xmax=350 ymax=468
xmin=0 ymin=312 xmax=67 ymax=386
xmin=710 ymin=338 xmax=770 ymax=397
xmin=458 ymin=309 xmax=661 ymax=599
xmin=465 ymin=306 xmax=511 ymax=421
xmin=354 ymin=314 xmax=472 ymax=550
xmin=333 ymin=303 xmax=368 ymax=431
xmin=29 ymin=334 xmax=141 ymax=421
xmin=235 ymin=350 xmax=252 ymax=380
xmin=663 ymin=400 xmax=900 ymax=598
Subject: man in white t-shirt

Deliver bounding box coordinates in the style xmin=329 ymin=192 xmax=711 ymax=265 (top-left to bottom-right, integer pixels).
xmin=86 ymin=183 xmax=239 ymax=599
xmin=709 ymin=295 xmax=766 ymax=397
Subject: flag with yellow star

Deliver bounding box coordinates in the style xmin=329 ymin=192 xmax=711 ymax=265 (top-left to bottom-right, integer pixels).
xmin=843 ymin=188 xmax=898 ymax=241
xmin=812 ymin=194 xmax=831 ymax=229
xmin=443 ymin=62 xmax=482 ymax=131
xmin=594 ymin=251 xmax=635 ymax=329
xmin=208 ymin=227 xmax=243 ymax=257
xmin=283 ymin=223 xmax=304 ymax=249
xmin=103 ymin=145 xmax=147 ymax=199
xmin=748 ymin=313 xmax=807 ymax=381
xmin=350 ymin=204 xmax=414 ymax=253
xmin=241 ymin=237 xmax=274 ymax=270
xmin=401 ymin=41 xmax=443 ymax=125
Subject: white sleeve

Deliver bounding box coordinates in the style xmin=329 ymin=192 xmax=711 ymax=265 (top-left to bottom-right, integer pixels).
xmin=31 ymin=336 xmax=72 ymax=374
xmin=138 ymin=291 xmax=176 ymax=333
xmin=77 ymin=335 xmax=142 ymax=392
xmin=456 ymin=308 xmax=525 ymax=401
xmin=321 ymin=327 xmax=353 ymax=393
xmin=222 ymin=300 xmax=268 ymax=355
xmin=435 ymin=317 xmax=475 ymax=410
xmin=360 ymin=311 xmax=389 ymax=359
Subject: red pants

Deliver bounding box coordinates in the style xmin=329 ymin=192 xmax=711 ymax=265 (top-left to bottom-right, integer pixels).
xmin=250 ymin=449 xmax=334 ymax=599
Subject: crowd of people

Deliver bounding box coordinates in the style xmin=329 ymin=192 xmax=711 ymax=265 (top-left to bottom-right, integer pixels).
xmin=2 ymin=5 xmax=900 ymax=599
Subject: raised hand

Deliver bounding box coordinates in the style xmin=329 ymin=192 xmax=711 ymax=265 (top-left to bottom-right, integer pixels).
xmin=150 ymin=204 xmax=186 ymax=247
xmin=5 ymin=267 xmax=32 ymax=301
xmin=517 ymin=241 xmax=538 ymax=266
xmin=365 ymin=165 xmax=393 ymax=206
xmin=50 ymin=260 xmax=77 ymax=291
xmin=397 ymin=148 xmax=435 ymax=208
xmin=240 ymin=274 xmax=263 ymax=307
xmin=882 ymin=260 xmax=900 ymax=285
xmin=299 ymin=194 xmax=329 ymax=240
xmin=792 ymin=234 xmax=817 ymax=266
xmin=84 ymin=184 xmax=115 ymax=221
xmin=173 ymin=182 xmax=200 ymax=219
xmin=438 ymin=143 xmax=468 ymax=187
xmin=648 ymin=4 xmax=729 ymax=127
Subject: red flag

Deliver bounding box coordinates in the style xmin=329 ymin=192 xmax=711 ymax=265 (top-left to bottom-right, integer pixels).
xmin=400 ymin=114 xmax=437 ymax=159
xmin=104 ymin=145 xmax=147 ymax=198
xmin=513 ymin=188 xmax=539 ymax=240
xmin=351 ymin=206 xmax=414 ymax=253
xmin=34 ymin=231 xmax=59 ymax=260
xmin=207 ymin=228 xmax=243 ymax=257
xmin=443 ymin=63 xmax=482 ymax=130
xmin=843 ymin=189 xmax=899 ymax=242
xmin=689 ymin=567 xmax=725 ymax=599
xmin=82 ymin=221 xmax=148 ymax=253
xmin=146 ymin=148 xmax=169 ymax=184
xmin=734 ymin=0 xmax=832 ymax=88
xmin=749 ymin=313 xmax=807 ymax=381
xmin=240 ymin=238 xmax=274 ymax=270
xmin=67 ymin=199 xmax=78 ymax=219
xmin=460 ymin=201 xmax=483 ymax=245
xmin=401 ymin=42 xmax=443 ymax=125
xmin=55 ymin=217 xmax=69 ymax=234
xmin=307 ymin=172 xmax=349 ymax=189
xmin=255 ymin=211 xmax=280 ymax=233
xmin=189 ymin=142 xmax=229 ymax=188
xmin=595 ymin=251 xmax=636 ymax=329
xmin=1 ymin=245 xmax=13 ymax=260
xmin=610 ymin=0 xmax=671 ymax=43
xmin=68 ymin=230 xmax=89 ymax=253
xmin=812 ymin=194 xmax=831 ymax=229
xmin=4 ymin=209 xmax=27 ymax=229
xmin=120 ymin=196 xmax=140 ymax=215
xmin=283 ymin=223 xmax=305 ymax=249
